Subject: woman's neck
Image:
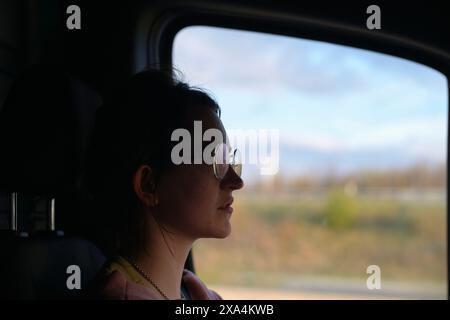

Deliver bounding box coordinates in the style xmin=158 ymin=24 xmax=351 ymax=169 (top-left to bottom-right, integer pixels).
xmin=133 ymin=220 xmax=194 ymax=300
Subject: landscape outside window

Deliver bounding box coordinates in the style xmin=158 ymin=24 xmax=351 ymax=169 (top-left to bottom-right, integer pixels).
xmin=173 ymin=26 xmax=448 ymax=299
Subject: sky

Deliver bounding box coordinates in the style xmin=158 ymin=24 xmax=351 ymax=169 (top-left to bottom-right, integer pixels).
xmin=172 ymin=26 xmax=448 ymax=182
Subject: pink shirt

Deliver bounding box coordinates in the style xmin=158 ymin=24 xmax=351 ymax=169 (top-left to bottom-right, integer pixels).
xmin=91 ymin=256 xmax=222 ymax=300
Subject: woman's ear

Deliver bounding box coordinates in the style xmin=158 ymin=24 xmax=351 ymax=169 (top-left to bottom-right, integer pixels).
xmin=133 ymin=165 xmax=158 ymax=208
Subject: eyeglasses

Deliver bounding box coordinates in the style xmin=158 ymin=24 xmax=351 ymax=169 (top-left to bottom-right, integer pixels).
xmin=212 ymin=143 xmax=242 ymax=181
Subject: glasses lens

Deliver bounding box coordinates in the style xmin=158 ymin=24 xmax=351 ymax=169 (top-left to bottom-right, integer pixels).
xmin=213 ymin=143 xmax=229 ymax=180
xmin=213 ymin=144 xmax=243 ymax=180
xmin=231 ymin=149 xmax=242 ymax=177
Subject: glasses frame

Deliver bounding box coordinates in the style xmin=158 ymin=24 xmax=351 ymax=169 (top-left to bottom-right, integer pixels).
xmin=212 ymin=143 xmax=242 ymax=181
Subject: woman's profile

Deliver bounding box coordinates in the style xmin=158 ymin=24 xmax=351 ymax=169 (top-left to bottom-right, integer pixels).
xmin=85 ymin=69 xmax=244 ymax=300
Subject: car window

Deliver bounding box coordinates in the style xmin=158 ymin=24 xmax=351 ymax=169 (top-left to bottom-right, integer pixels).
xmin=173 ymin=26 xmax=448 ymax=299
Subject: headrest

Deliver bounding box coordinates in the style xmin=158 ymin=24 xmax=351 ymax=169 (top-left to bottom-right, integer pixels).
xmin=0 ymin=65 xmax=101 ymax=196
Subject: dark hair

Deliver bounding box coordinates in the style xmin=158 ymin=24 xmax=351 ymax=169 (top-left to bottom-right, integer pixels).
xmin=86 ymin=69 xmax=220 ymax=256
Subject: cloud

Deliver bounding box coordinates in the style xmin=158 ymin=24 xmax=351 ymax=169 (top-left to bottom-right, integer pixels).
xmin=280 ymin=115 xmax=447 ymax=162
xmin=173 ymin=26 xmax=372 ymax=95
xmin=173 ymin=25 xmax=448 ymax=177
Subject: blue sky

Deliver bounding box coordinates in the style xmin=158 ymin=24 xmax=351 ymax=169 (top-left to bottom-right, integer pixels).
xmin=173 ymin=26 xmax=448 ymax=181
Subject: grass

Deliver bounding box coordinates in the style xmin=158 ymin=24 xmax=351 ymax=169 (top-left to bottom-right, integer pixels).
xmin=193 ymin=190 xmax=447 ymax=291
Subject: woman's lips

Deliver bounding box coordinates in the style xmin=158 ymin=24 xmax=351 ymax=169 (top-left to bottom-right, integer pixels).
xmin=218 ymin=198 xmax=234 ymax=214
xmin=219 ymin=205 xmax=233 ymax=214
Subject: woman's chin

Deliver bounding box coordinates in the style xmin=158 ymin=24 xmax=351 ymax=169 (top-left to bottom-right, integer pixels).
xmin=213 ymin=222 xmax=232 ymax=239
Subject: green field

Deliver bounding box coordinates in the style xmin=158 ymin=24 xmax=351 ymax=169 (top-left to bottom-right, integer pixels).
xmin=193 ymin=190 xmax=447 ymax=296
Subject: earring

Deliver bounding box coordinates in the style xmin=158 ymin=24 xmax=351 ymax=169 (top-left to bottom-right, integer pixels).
xmin=154 ymin=197 xmax=159 ymax=206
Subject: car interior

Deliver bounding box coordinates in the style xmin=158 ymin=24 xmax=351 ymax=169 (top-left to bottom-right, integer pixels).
xmin=0 ymin=0 xmax=448 ymax=299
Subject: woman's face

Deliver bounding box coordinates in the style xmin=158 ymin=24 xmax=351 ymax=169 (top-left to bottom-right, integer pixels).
xmin=155 ymin=107 xmax=244 ymax=240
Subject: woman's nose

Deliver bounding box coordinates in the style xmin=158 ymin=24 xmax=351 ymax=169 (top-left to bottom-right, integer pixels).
xmin=221 ymin=166 xmax=244 ymax=190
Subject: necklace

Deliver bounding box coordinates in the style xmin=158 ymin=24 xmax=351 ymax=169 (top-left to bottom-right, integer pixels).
xmin=127 ymin=258 xmax=185 ymax=300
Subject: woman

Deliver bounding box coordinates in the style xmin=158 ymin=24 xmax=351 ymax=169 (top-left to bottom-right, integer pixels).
xmin=85 ymin=69 xmax=244 ymax=300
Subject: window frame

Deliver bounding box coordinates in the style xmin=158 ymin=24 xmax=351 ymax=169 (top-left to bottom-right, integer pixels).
xmin=133 ymin=2 xmax=449 ymax=282
xmin=137 ymin=4 xmax=450 ymax=76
